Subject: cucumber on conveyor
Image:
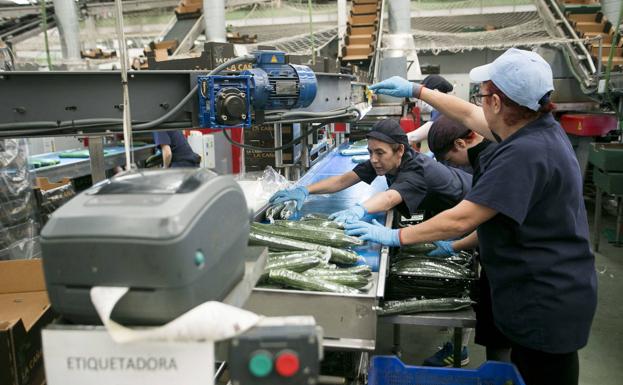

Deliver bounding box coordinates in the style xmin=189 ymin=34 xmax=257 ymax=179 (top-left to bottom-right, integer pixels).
xmin=272 ymin=220 xmax=363 ymax=246
xmin=305 ymin=265 xmax=372 ymax=277
xmin=377 ymin=297 xmax=475 ymax=316
xmin=264 ymin=253 xmax=323 ymax=273
xmin=390 ymin=258 xmax=474 ymax=279
xmin=249 ymin=229 xmax=361 ymax=265
xmin=252 ymin=222 xmax=361 ymax=249
xmin=399 ymin=242 xmax=438 ymax=254
xmin=268 ymin=269 xmax=360 ymax=294
xmin=303 ymin=270 xmax=370 ymax=289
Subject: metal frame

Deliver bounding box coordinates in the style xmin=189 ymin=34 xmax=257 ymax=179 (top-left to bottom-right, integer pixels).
xmin=0 ymin=71 xmax=361 ymax=138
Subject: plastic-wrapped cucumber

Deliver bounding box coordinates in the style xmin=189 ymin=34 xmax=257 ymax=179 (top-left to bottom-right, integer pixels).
xmin=390 ymin=258 xmax=474 ymax=279
xmin=251 ymin=222 xmax=362 ymax=249
xmin=272 ymin=220 xmax=363 ymax=246
xmin=303 ymin=271 xmax=370 ymax=289
xmin=399 ymin=243 xmax=438 ymax=254
xmin=280 ymin=200 xmax=298 ymax=220
xmin=268 ymin=269 xmax=360 ymax=294
xmin=264 ymin=254 xmax=322 ymax=273
xmin=377 ymin=297 xmax=475 ymax=316
xmin=268 ymin=250 xmax=324 ymax=261
xmin=301 ymin=213 xmax=331 ymax=221
xmin=249 ymin=230 xmax=360 ymax=265
xmin=305 ymin=265 xmax=372 ymax=277
xmin=299 ymin=218 xmax=344 ymax=230
xmin=266 ymin=203 xmax=285 ymax=223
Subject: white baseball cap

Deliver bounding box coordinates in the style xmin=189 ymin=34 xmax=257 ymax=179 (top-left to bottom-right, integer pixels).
xmin=469 ymin=48 xmax=554 ymax=111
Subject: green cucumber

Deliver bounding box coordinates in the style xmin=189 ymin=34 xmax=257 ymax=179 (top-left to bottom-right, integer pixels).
xmin=272 ymin=220 xmax=363 ymax=246
xmin=266 ymin=203 xmax=285 ymax=223
xmin=399 ymin=243 xmax=438 ymax=254
xmin=267 ymin=269 xmax=360 ymax=294
xmin=303 ymin=271 xmax=370 ymax=289
xmin=377 ymin=297 xmax=474 ymax=316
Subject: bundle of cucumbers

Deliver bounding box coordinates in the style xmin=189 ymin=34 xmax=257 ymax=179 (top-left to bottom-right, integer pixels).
xmin=252 ymin=218 xmax=373 ymax=294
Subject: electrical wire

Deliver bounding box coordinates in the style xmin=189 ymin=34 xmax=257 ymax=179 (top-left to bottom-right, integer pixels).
xmin=221 ymin=123 xmax=327 ymax=152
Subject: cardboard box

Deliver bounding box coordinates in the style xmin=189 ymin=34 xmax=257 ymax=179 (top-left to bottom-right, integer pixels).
xmin=0 ymin=259 xmax=55 ymax=385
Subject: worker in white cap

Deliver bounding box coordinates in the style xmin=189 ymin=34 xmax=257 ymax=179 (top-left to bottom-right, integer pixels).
xmin=350 ymin=48 xmax=597 ymax=385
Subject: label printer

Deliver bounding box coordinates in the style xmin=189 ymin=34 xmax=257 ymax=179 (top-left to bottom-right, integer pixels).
xmin=40 ymin=169 xmax=249 ymax=325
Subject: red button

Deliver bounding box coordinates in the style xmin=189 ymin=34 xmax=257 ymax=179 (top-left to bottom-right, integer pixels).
xmin=275 ymin=351 xmax=299 ymax=377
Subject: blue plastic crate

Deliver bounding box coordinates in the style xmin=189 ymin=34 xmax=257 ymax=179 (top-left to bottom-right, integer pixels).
xmin=368 ymin=356 xmax=525 ymax=385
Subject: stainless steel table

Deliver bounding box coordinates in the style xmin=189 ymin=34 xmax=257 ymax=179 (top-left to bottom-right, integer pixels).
xmin=379 ymin=308 xmax=477 ymax=368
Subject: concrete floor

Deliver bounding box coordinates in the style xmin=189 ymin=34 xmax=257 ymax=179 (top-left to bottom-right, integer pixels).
xmin=374 ymin=201 xmax=623 ymax=385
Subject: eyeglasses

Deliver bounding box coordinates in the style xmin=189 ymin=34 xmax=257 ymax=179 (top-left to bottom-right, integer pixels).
xmin=473 ymin=93 xmax=493 ymax=106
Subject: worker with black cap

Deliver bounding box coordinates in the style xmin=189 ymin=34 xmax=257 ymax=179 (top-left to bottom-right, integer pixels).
xmin=269 ymin=119 xmax=472 ymax=224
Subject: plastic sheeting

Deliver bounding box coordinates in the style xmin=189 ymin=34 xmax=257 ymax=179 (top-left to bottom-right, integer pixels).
xmin=0 ymin=139 xmax=39 ymax=260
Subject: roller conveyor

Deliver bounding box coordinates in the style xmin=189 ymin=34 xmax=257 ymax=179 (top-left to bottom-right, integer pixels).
xmin=245 ymin=144 xmax=390 ymax=350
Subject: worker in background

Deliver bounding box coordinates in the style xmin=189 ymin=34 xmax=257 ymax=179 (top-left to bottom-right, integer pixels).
xmin=347 ymin=48 xmax=597 ymax=385
xmin=420 ymin=74 xmax=454 ymax=121
xmin=269 ymin=119 xmax=472 ymax=224
xmin=423 ymin=115 xmax=510 ymax=367
xmin=153 ymin=130 xmax=201 ymax=168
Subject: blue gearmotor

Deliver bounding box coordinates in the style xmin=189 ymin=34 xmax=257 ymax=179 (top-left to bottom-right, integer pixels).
xmin=197 ymin=50 xmax=317 ymax=129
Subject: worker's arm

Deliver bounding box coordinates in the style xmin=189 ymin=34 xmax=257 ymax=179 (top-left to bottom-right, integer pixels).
xmin=161 ymin=144 xmax=172 ymax=168
xmin=306 ymin=171 xmax=361 ymax=194
xmin=399 ymin=200 xmax=496 ymax=244
xmin=452 ymin=231 xmax=479 ymax=251
xmin=418 ymin=87 xmax=495 ymax=142
xmin=361 ymin=189 xmax=403 ymax=214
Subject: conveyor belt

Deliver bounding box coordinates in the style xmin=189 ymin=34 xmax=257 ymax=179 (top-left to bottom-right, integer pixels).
xmin=294 ymin=145 xmax=388 ymax=271
xmin=29 ymin=145 xmax=156 ymax=181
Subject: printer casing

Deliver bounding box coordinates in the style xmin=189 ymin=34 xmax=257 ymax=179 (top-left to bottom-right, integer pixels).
xmin=40 ymin=169 xmax=249 ymax=325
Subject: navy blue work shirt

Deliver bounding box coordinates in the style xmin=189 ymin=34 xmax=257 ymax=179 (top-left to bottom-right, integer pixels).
xmin=153 ymin=131 xmax=201 ymax=167
xmin=353 ymin=147 xmax=472 ymax=217
xmin=466 ymin=113 xmax=597 ymax=353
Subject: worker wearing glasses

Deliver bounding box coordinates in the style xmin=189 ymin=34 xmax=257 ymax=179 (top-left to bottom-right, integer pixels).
xmin=347 ymin=48 xmax=597 ymax=385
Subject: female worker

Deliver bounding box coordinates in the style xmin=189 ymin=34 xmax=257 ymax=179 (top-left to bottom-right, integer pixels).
xmin=425 ymin=115 xmax=512 ymax=366
xmin=269 ymin=119 xmax=472 ymax=223
xmin=347 ymin=48 xmax=597 ymax=385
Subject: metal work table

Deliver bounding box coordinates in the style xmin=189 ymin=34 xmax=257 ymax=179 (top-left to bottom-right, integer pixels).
xmin=29 ymin=145 xmax=155 ymax=181
xmin=246 ymin=145 xmax=391 ymax=351
xmin=379 ymin=308 xmax=477 ymax=368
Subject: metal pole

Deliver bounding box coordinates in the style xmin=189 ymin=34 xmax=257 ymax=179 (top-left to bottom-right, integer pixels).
xmin=308 ymin=0 xmax=315 ymax=65
xmin=114 ymin=0 xmax=134 ymax=170
xmin=40 ymin=2 xmax=52 ymax=69
xmin=337 ymin=0 xmax=347 ymax=55
xmin=204 ymin=0 xmax=226 ymax=42
xmin=52 ymin=0 xmax=81 ymax=60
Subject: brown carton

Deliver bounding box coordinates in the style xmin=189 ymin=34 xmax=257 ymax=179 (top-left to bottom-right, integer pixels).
xmin=0 ymin=259 xmax=54 ymax=385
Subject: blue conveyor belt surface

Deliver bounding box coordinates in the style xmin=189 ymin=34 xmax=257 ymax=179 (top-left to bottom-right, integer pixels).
xmin=29 ymin=145 xmax=155 ymax=170
xmin=295 ymin=145 xmax=388 ymax=271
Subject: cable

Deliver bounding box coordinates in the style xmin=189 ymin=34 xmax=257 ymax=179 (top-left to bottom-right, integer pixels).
xmin=222 ymin=123 xmax=328 ymax=152
xmin=221 ymin=109 xmax=359 ymax=152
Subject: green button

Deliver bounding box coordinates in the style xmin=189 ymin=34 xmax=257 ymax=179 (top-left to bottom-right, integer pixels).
xmin=194 ymin=251 xmax=205 ymax=267
xmin=249 ymin=351 xmax=273 ymax=377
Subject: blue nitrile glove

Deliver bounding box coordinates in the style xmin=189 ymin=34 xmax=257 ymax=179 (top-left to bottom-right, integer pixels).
xmin=344 ymin=219 xmax=401 ymax=247
xmin=427 ymin=240 xmax=456 ymax=257
xmin=328 ymin=203 xmax=367 ymax=225
xmin=269 ymin=186 xmax=309 ymax=210
xmin=369 ymin=76 xmax=422 ymax=99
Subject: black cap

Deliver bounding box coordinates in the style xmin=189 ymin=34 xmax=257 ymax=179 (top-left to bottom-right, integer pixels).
xmin=428 ymin=115 xmax=471 ymax=159
xmin=421 ymin=75 xmax=453 ymax=93
xmin=366 ymin=119 xmax=409 ymax=146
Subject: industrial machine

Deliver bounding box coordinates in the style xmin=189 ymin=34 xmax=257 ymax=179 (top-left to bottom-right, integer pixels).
xmin=40 ymin=168 xmax=249 ymax=325
xmin=197 ymin=50 xmax=318 ymax=129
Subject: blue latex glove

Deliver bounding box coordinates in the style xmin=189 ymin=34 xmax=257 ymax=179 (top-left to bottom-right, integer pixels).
xmin=427 ymin=240 xmax=456 ymax=257
xmin=269 ymin=186 xmax=309 ymax=210
xmin=344 ymin=219 xmax=401 ymax=246
xmin=369 ymin=76 xmax=421 ymax=99
xmin=328 ymin=203 xmax=367 ymax=225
